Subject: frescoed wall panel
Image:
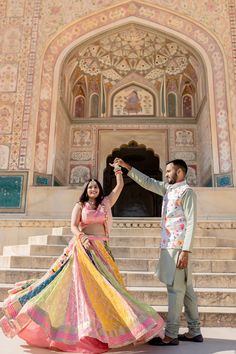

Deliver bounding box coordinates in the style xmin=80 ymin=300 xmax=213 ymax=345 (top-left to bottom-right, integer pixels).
xmin=112 ymin=86 xmax=154 ymax=116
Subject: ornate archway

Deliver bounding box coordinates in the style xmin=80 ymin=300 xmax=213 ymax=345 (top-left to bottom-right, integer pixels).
xmin=33 ymin=1 xmax=233 ymax=186
xmin=104 ymin=141 xmax=163 ymax=217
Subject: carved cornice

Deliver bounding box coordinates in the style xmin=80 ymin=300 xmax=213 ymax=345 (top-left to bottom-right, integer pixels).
xmin=0 ymin=219 xmax=236 ymax=229
xmin=0 ymin=219 xmax=70 ymax=228
xmin=71 ymin=117 xmax=197 ymax=125
xmin=112 ymin=221 xmax=161 ymax=228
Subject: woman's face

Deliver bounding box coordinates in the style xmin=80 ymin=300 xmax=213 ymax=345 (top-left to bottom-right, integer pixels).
xmin=87 ymin=181 xmax=100 ymax=199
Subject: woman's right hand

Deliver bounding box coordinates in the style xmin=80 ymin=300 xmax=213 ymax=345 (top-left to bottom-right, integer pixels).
xmin=82 ymin=238 xmax=91 ymax=250
xmin=78 ymin=232 xmax=91 ymax=250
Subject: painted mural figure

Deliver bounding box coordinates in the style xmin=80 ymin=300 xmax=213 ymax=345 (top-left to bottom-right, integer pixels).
xmin=123 ymin=90 xmax=142 ymax=114
xmin=0 ymin=163 xmax=164 ymax=353
xmin=114 ymin=158 xmax=203 ymax=346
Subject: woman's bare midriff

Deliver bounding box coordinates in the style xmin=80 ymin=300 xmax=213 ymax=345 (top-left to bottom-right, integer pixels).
xmin=82 ymin=223 xmax=106 ymax=237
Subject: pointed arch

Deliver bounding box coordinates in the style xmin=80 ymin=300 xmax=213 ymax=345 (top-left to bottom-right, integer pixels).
xmin=74 ymin=95 xmax=85 ymax=118
xmin=182 ymin=94 xmax=193 ymax=117
xmin=34 ymin=0 xmax=232 ymax=182
xmin=90 ymin=93 xmax=99 ymax=118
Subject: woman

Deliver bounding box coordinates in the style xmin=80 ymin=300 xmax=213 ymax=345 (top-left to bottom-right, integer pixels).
xmin=0 ymin=163 xmax=164 ymax=353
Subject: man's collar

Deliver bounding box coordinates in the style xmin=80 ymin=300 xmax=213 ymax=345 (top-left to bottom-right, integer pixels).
xmin=167 ymin=180 xmax=187 ymax=189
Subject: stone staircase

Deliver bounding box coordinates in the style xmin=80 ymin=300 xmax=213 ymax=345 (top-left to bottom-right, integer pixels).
xmin=0 ymin=218 xmax=236 ymax=327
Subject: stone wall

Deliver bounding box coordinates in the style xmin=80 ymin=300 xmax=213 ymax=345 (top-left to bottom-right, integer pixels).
xmin=0 ymin=0 xmax=236 ymax=214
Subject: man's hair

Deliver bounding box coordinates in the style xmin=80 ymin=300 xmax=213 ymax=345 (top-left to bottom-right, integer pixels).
xmin=166 ymin=159 xmax=188 ymax=175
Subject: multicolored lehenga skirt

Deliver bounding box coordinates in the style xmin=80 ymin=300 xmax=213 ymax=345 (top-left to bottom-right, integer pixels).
xmin=0 ymin=235 xmax=164 ymax=353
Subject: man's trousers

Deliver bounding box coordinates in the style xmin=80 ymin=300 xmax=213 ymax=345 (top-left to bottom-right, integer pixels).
xmin=165 ymin=266 xmax=201 ymax=339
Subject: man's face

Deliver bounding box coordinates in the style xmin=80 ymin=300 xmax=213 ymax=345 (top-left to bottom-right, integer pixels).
xmin=165 ymin=163 xmax=178 ymax=184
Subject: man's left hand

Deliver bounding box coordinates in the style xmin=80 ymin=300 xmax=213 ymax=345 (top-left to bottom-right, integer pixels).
xmin=177 ymin=251 xmax=189 ymax=269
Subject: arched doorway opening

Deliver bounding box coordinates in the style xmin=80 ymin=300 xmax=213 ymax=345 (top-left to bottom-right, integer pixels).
xmin=103 ymin=141 xmax=162 ymax=217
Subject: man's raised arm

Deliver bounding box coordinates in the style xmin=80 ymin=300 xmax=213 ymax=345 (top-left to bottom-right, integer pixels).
xmin=114 ymin=158 xmax=166 ymax=197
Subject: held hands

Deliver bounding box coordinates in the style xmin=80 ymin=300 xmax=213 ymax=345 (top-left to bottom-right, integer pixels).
xmin=177 ymin=250 xmax=189 ymax=269
xmin=109 ymin=161 xmax=123 ymax=176
xmin=113 ymin=158 xmax=131 ymax=171
xmin=109 ymin=161 xmax=120 ymax=169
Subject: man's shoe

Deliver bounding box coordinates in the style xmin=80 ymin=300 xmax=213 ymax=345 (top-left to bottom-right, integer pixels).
xmin=178 ymin=333 xmax=204 ymax=342
xmin=148 ymin=336 xmax=179 ymax=346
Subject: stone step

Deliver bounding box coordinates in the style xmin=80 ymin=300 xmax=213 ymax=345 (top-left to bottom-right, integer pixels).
xmin=4 ymin=244 xmax=236 ymax=259
xmin=109 ymin=236 xmax=217 ymax=247
xmin=111 ymin=228 xmax=210 ymax=237
xmin=0 ymin=255 xmax=236 ymax=274
xmin=111 ymin=247 xmax=236 ymax=260
xmin=51 ymin=226 xmax=236 ymax=241
xmin=28 ymin=235 xmax=72 ymax=245
xmin=0 ymin=284 xmax=12 ymax=302
xmin=0 ymin=256 xmax=57 ymax=269
xmin=0 ymin=267 xmax=234 ymax=289
xmin=121 ymin=271 xmax=236 ymax=288
xmin=128 ymin=287 xmax=236 ymax=307
xmin=52 ymin=227 xmax=73 ymax=236
xmin=0 ymin=279 xmax=234 ymax=307
xmin=0 ymin=269 xmax=45 ymax=284
xmin=28 ymin=234 xmax=218 ymax=248
xmin=153 ymin=306 xmax=236 ymax=327
xmin=116 ymin=258 xmax=236 ymax=272
xmin=3 ymin=244 xmax=65 ymax=257
xmin=52 ymin=226 xmax=209 ymax=237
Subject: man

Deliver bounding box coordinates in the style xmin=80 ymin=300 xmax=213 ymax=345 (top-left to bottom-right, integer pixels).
xmin=114 ymin=158 xmax=203 ymax=346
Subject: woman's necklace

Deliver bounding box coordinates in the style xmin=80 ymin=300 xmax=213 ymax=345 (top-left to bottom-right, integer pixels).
xmin=88 ymin=200 xmax=96 ymax=208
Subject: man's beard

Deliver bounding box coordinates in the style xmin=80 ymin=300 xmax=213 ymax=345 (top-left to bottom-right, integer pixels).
xmin=168 ymin=172 xmax=178 ymax=184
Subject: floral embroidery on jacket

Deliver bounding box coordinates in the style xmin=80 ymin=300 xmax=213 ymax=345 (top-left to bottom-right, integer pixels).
xmin=160 ymin=181 xmax=191 ymax=249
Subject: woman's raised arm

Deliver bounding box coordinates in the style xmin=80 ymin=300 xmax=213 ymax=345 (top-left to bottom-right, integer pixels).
xmin=107 ymin=164 xmax=124 ymax=207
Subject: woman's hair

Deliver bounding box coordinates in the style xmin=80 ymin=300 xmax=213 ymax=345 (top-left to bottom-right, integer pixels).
xmin=79 ymin=179 xmax=104 ymax=207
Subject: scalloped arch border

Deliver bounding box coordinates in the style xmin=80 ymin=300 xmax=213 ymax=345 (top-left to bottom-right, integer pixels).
xmin=34 ymin=0 xmax=232 ymax=176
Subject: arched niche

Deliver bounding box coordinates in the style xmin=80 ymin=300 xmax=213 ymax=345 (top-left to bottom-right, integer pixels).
xmin=74 ymin=95 xmax=85 ymax=118
xmin=182 ymin=94 xmax=193 ymax=117
xmin=90 ymin=93 xmax=99 ymax=118
xmin=167 ymin=92 xmax=177 ymax=117
xmin=103 ymin=141 xmax=163 ymax=217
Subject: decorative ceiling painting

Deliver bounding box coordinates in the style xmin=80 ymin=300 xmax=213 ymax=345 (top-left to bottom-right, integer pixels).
xmin=62 ymin=24 xmax=201 ymax=119
xmin=76 ymin=26 xmax=192 ymax=84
